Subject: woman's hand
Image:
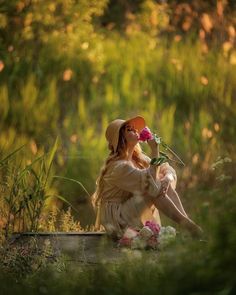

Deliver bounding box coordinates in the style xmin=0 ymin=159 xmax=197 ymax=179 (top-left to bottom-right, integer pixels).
xmin=147 ymin=138 xmax=160 ymax=159
xmin=147 ymin=137 xmax=159 ymax=151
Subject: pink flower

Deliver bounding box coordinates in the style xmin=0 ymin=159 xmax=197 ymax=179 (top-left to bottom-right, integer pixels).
xmin=117 ymin=223 xmax=161 ymax=249
xmin=118 ymin=227 xmax=139 ymax=248
xmin=123 ymin=227 xmax=139 ymax=239
xmin=145 ymin=221 xmax=161 ymax=235
xmin=118 ymin=236 xmax=132 ymax=247
xmin=139 ymin=127 xmax=153 ymax=142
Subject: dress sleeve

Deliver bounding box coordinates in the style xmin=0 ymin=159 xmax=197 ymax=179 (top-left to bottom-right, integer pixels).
xmin=105 ymin=161 xmax=161 ymax=198
xmin=142 ymin=154 xmax=177 ymax=181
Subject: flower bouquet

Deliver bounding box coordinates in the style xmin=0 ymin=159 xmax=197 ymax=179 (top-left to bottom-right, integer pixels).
xmin=118 ymin=221 xmax=176 ymax=250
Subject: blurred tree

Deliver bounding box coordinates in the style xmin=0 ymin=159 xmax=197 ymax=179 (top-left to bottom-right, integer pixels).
xmin=100 ymin=0 xmax=144 ymax=30
xmin=167 ymin=0 xmax=236 ymax=45
xmin=0 ymin=0 xmax=108 ymax=85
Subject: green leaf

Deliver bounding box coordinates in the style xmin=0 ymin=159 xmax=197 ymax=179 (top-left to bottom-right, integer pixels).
xmin=0 ymin=144 xmax=26 ymax=167
xmin=154 ymin=134 xmax=161 ymax=144
xmin=17 ymin=155 xmax=45 ymax=183
xmin=160 ymin=151 xmax=169 ymax=159
xmin=151 ymin=156 xmax=168 ymax=166
xmin=47 ymin=137 xmax=59 ymax=172
xmin=159 ymin=157 xmax=168 ymax=165
xmin=44 ymin=137 xmax=59 ymax=186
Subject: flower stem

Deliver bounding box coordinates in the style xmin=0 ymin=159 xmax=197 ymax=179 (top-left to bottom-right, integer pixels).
xmin=153 ymin=134 xmax=185 ymax=166
xmin=162 ymin=141 xmax=185 ymax=166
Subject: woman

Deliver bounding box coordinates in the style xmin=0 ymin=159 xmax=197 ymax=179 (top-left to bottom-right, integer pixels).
xmin=92 ymin=115 xmax=202 ymax=241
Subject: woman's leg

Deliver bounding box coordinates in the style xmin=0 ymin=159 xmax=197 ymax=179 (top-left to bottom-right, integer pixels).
xmin=151 ymin=193 xmax=202 ymax=237
xmin=166 ymin=185 xmax=189 ymax=218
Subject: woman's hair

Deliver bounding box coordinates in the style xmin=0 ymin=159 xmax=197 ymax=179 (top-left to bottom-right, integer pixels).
xmin=91 ymin=125 xmax=149 ymax=208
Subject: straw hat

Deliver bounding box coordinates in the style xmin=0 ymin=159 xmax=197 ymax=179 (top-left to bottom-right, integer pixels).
xmin=105 ymin=115 xmax=146 ymax=153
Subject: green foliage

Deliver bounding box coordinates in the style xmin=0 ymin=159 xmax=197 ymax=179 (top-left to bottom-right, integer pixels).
xmin=0 ymin=237 xmax=66 ymax=279
xmin=0 ymin=0 xmax=108 ymax=82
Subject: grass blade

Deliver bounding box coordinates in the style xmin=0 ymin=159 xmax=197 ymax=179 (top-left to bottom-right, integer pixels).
xmin=44 ymin=137 xmax=59 ymax=186
xmin=45 ymin=194 xmax=79 ymax=214
xmin=53 ymin=175 xmax=90 ymax=197
xmin=0 ymin=144 xmax=26 ymax=167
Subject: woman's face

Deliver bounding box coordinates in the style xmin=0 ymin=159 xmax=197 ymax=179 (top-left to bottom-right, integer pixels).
xmin=124 ymin=124 xmax=139 ymax=147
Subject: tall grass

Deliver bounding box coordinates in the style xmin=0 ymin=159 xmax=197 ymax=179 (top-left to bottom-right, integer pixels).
xmin=0 ymin=139 xmax=61 ymax=237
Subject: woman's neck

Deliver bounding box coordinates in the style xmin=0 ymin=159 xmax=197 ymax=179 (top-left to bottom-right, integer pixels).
xmin=125 ymin=145 xmax=135 ymax=161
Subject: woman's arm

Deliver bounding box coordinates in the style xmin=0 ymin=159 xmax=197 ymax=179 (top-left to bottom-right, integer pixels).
xmin=147 ymin=138 xmax=160 ymax=180
xmin=105 ymin=160 xmax=162 ymax=198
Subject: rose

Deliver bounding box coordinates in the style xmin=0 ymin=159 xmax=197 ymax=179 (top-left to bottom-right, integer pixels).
xmin=145 ymin=221 xmax=161 ymax=235
xmin=139 ymin=127 xmax=153 ymax=141
xmin=118 ymin=236 xmax=132 ymax=247
xmin=117 ymin=224 xmax=176 ymax=250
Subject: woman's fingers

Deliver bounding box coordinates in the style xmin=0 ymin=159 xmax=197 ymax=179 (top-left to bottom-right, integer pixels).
xmin=147 ymin=138 xmax=159 ymax=151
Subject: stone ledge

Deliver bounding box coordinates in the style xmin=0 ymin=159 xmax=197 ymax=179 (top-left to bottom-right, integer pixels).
xmin=11 ymin=231 xmax=106 ymax=236
xmin=8 ymin=231 xmax=124 ymax=264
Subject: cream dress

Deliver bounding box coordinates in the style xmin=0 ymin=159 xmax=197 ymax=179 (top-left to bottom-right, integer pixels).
xmin=99 ymin=157 xmax=177 ymax=240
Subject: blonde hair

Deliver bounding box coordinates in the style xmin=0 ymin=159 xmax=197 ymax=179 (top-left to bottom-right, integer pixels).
xmin=91 ymin=125 xmax=149 ymax=209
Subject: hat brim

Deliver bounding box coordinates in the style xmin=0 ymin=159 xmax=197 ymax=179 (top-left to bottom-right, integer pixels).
xmin=124 ymin=116 xmax=146 ymax=133
xmin=107 ymin=116 xmax=146 ymax=153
